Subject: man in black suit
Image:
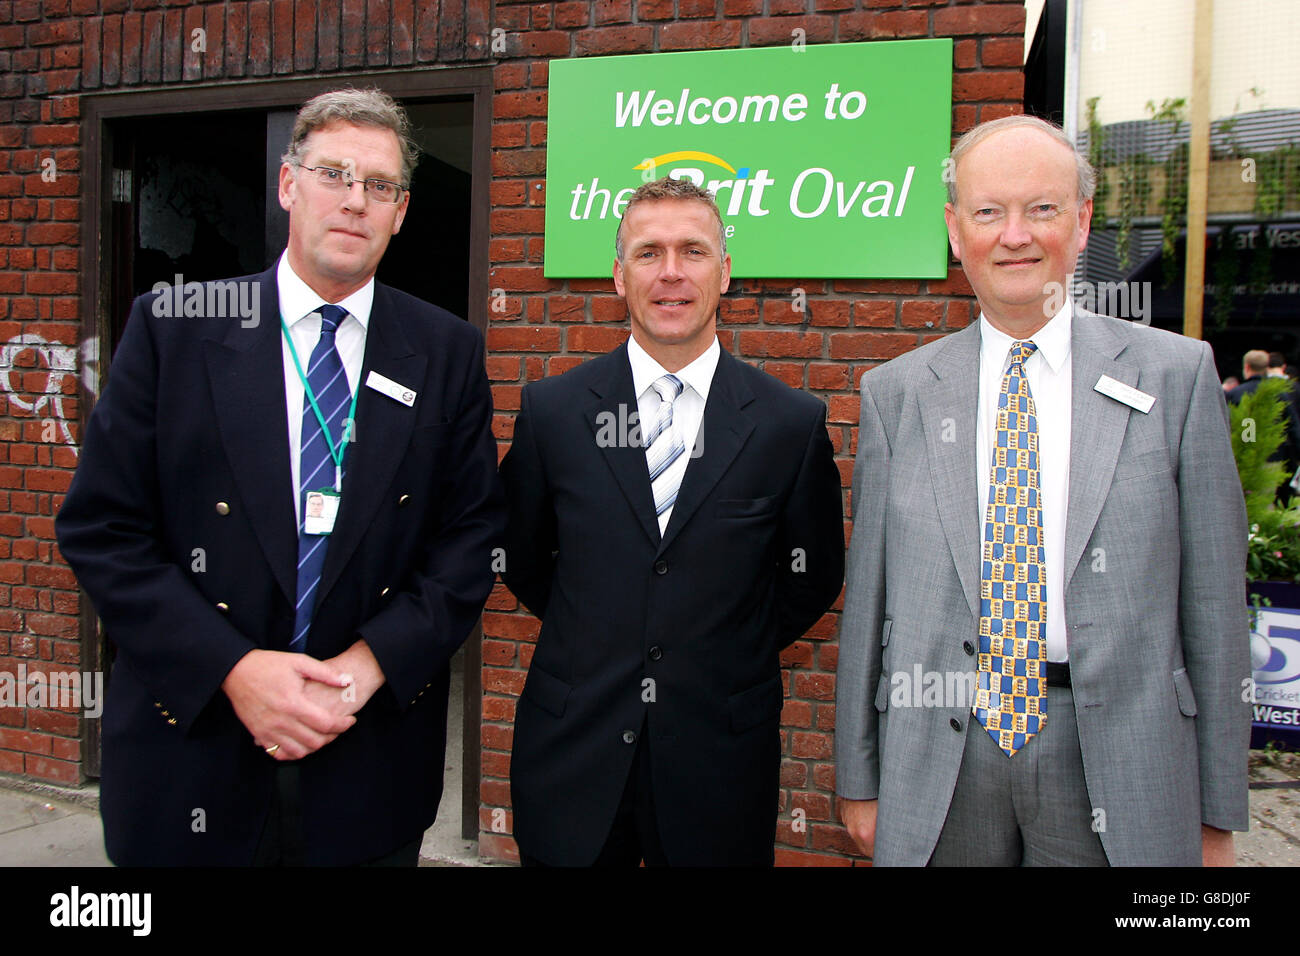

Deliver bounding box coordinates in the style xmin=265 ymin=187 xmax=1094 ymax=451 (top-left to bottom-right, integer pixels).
xmin=55 ymin=88 xmax=504 ymax=865
xmin=500 ymin=178 xmax=844 ymax=866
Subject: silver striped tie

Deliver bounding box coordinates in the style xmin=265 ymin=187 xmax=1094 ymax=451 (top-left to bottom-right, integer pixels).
xmin=646 ymin=373 xmax=685 ymax=522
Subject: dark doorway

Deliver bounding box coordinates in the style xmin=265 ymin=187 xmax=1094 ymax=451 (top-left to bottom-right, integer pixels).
xmin=110 ymin=100 xmax=474 ymax=348
xmin=109 ymin=111 xmax=267 ymax=347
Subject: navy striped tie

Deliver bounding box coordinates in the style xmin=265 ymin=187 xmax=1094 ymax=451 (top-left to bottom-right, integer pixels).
xmin=291 ymin=304 xmax=351 ymax=652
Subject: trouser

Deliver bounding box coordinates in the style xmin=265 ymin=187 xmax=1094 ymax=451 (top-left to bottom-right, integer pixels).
xmin=520 ymin=719 xmax=669 ymax=867
xmin=929 ymin=684 xmax=1109 ymax=866
xmin=253 ymin=762 xmax=422 ymax=867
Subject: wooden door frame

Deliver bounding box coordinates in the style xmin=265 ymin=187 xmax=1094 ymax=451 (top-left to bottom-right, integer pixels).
xmin=80 ymin=68 xmax=491 ymax=841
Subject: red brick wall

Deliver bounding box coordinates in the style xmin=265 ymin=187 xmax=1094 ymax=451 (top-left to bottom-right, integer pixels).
xmin=0 ymin=0 xmax=1025 ymax=861
xmin=479 ymin=0 xmax=1025 ymax=866
xmin=0 ymin=0 xmax=490 ymax=786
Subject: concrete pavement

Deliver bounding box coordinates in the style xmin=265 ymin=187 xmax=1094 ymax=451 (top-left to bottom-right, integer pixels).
xmin=1 ymin=744 xmax=1296 ymax=867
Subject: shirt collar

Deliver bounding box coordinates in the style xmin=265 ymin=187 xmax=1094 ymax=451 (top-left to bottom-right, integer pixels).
xmin=978 ymin=297 xmax=1072 ymax=374
xmin=627 ymin=333 xmax=721 ymax=402
xmin=276 ymin=251 xmax=374 ymax=330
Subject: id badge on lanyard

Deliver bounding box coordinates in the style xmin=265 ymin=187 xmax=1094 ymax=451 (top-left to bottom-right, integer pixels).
xmin=283 ymin=317 xmax=357 ymax=537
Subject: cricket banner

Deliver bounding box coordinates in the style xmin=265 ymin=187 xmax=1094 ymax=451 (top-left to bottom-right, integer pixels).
xmin=1250 ymin=592 xmax=1300 ymax=750
xmin=544 ymin=39 xmax=953 ymax=278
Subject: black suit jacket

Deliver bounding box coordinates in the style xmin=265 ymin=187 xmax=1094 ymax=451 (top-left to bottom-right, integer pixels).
xmin=55 ymin=265 xmax=505 ymax=865
xmin=500 ymin=342 xmax=844 ymax=865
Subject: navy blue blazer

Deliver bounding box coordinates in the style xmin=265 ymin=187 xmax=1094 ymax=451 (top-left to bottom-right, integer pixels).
xmin=56 ymin=265 xmax=505 ymax=865
xmin=501 ymin=343 xmax=844 ymax=865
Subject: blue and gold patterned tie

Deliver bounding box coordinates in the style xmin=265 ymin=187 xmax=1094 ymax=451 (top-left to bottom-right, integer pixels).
xmin=972 ymin=340 xmax=1046 ymax=757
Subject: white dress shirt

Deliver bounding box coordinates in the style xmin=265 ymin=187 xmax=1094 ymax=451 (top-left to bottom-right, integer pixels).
xmin=277 ymin=252 xmax=374 ymax=526
xmin=976 ymin=301 xmax=1072 ymax=662
xmin=627 ymin=333 xmax=720 ymax=533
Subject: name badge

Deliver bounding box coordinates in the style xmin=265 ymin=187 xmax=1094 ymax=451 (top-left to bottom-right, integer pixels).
xmin=366 ymin=371 xmax=417 ymax=407
xmin=304 ymin=489 xmax=341 ymax=535
xmin=1094 ymin=374 xmax=1155 ymax=414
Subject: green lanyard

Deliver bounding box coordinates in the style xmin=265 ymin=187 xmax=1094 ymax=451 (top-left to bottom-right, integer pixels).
xmin=281 ymin=316 xmax=359 ymax=492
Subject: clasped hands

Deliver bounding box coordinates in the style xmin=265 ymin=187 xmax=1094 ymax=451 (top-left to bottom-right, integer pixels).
xmin=220 ymin=641 xmax=385 ymax=762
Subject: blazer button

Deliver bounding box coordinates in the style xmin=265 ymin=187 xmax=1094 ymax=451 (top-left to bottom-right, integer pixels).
xmin=398 ymin=494 xmax=411 ymax=507
xmin=622 ymin=730 xmax=636 ymax=745
xmin=950 ymin=718 xmax=963 ymax=733
xmin=962 ymin=640 xmax=974 ymax=656
xmin=215 ymin=502 xmax=230 ymax=516
xmin=649 ymin=646 xmax=663 ymax=661
xmin=380 ymin=587 xmax=391 ymax=598
xmin=216 ymin=602 xmax=230 ymax=614
xmin=653 ymin=560 xmax=668 ymax=575
xmin=167 ymin=718 xmax=177 ymax=726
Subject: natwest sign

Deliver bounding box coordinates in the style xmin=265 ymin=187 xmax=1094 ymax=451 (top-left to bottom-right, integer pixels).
xmin=544 ymin=39 xmax=953 ymax=278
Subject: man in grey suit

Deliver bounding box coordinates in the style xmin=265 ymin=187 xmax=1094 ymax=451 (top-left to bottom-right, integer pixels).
xmin=835 ymin=115 xmax=1250 ymax=866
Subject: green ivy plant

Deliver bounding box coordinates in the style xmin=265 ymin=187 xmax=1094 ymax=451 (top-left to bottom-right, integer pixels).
xmin=1086 ymin=96 xmax=1111 ymax=213
xmin=1115 ymin=155 xmax=1151 ymax=271
xmin=1229 ymin=376 xmax=1300 ymax=582
xmin=1146 ymin=99 xmax=1188 ymax=289
xmin=1254 ymin=144 xmax=1299 ymax=219
xmin=1210 ymin=229 xmax=1238 ymax=332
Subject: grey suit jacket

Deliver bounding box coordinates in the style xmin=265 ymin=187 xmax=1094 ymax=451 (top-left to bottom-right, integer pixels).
xmin=835 ymin=307 xmax=1251 ymax=866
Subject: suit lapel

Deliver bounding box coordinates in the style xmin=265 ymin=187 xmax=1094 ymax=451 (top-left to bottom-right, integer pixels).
xmin=203 ymin=269 xmax=298 ymax=606
xmin=917 ymin=324 xmax=982 ymax=620
xmin=316 ymin=284 xmax=427 ymax=608
xmin=657 ymin=348 xmax=755 ymax=556
xmin=584 ymin=344 xmax=661 ymax=548
xmin=1063 ymin=309 xmax=1138 ymax=592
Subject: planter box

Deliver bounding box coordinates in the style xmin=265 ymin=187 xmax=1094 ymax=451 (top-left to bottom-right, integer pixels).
xmin=1247 ymin=581 xmax=1300 ymax=751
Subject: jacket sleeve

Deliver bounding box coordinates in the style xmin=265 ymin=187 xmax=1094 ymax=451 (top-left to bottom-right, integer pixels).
xmin=54 ymin=297 xmax=256 ymax=734
xmin=1177 ymin=341 xmax=1252 ymax=831
xmin=498 ymin=385 xmax=558 ymax=620
xmin=772 ymin=401 xmax=845 ymax=648
xmin=833 ymin=376 xmax=889 ymax=801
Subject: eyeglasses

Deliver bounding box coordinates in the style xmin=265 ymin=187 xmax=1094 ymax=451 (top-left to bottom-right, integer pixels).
xmin=295 ymin=164 xmax=407 ymax=203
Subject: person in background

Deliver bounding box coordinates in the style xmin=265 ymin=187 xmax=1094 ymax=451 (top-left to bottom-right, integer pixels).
xmin=1229 ymin=350 xmax=1300 ymax=502
xmin=1227 ymin=350 xmax=1271 ymax=402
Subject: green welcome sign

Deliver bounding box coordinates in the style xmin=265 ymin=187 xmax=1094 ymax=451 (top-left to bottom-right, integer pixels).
xmin=544 ymin=39 xmax=953 ymax=278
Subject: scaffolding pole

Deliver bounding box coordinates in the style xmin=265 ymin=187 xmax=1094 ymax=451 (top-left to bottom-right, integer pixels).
xmin=1183 ymin=0 xmax=1214 ymax=339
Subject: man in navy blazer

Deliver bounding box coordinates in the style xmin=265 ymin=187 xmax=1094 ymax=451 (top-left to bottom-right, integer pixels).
xmin=56 ymin=89 xmax=504 ymax=865
xmin=501 ymin=178 xmax=844 ymax=866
